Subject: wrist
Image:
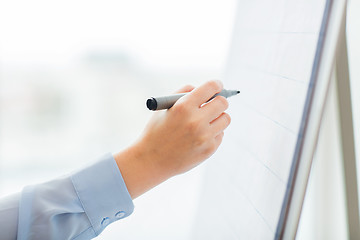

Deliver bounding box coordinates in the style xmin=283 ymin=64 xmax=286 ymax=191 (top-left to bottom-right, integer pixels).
xmin=113 ymin=141 xmax=172 ymax=199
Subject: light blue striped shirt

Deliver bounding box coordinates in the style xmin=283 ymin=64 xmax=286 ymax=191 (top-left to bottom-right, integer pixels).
xmin=0 ymin=153 xmax=134 ymax=240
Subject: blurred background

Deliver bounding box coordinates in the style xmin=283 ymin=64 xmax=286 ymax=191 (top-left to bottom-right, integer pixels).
xmin=0 ymin=0 xmax=359 ymax=239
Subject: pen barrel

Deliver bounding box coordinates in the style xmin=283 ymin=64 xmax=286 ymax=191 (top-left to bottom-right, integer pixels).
xmin=213 ymin=89 xmax=239 ymax=99
xmin=152 ymin=93 xmax=186 ymax=110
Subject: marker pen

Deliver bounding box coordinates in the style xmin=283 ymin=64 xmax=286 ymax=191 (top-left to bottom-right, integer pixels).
xmin=146 ymin=89 xmax=240 ymax=111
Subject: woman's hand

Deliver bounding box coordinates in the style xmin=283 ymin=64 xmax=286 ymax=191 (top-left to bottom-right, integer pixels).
xmin=114 ymin=80 xmax=231 ymax=199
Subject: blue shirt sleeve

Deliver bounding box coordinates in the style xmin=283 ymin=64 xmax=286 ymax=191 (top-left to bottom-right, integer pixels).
xmin=0 ymin=153 xmax=134 ymax=240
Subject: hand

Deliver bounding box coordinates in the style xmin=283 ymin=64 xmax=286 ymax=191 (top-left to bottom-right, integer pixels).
xmin=114 ymin=80 xmax=231 ymax=199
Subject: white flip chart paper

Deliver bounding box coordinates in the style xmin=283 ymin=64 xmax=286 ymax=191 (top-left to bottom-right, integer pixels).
xmin=193 ymin=1 xmax=327 ymax=239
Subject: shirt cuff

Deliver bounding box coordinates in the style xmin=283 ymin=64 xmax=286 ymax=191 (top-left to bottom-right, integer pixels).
xmin=71 ymin=153 xmax=134 ymax=236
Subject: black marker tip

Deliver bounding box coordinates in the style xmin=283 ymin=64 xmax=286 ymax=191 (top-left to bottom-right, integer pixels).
xmin=237 ymin=90 xmax=240 ymax=94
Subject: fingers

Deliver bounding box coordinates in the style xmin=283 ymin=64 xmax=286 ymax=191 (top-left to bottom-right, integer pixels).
xmin=211 ymin=112 xmax=231 ymax=135
xmin=173 ymin=85 xmax=195 ymax=94
xmin=201 ymin=95 xmax=229 ymax=122
xmin=186 ymin=80 xmax=223 ymax=107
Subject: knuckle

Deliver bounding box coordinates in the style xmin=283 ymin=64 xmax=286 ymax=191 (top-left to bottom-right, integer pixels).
xmin=184 ymin=84 xmax=195 ymax=90
xmin=193 ymin=128 xmax=210 ymax=145
xmin=205 ymin=142 xmax=217 ymax=155
xmin=173 ymin=101 xmax=189 ymax=114
xmin=223 ymin=113 xmax=231 ymax=126
xmin=187 ymin=119 xmax=202 ymax=134
xmin=207 ymin=80 xmax=222 ymax=92
xmin=197 ymin=135 xmax=208 ymax=147
xmin=217 ymin=96 xmax=229 ymax=109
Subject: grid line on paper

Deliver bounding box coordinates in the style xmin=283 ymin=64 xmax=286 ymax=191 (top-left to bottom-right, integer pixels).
xmin=239 ymin=63 xmax=307 ymax=84
xmin=240 ymin=100 xmax=297 ymax=135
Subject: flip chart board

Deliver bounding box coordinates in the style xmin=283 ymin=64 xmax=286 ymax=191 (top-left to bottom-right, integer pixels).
xmin=192 ymin=0 xmax=332 ymax=239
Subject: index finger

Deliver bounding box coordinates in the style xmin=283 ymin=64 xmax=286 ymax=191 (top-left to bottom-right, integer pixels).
xmin=186 ymin=80 xmax=223 ymax=107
